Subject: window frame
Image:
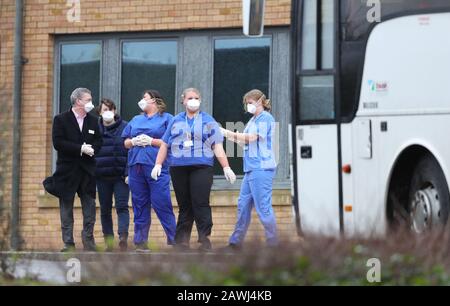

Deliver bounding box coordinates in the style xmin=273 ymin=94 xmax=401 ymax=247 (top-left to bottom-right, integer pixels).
xmin=209 ymin=29 xmax=290 ymax=190
xmin=54 ymin=40 xmax=104 ymax=115
xmin=53 ymin=39 xmax=104 ymax=173
xmin=119 ymin=37 xmax=180 ymax=118
xmin=211 ymin=34 xmax=273 ymax=180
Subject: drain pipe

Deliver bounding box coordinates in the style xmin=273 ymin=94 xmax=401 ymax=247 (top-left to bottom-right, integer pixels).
xmin=11 ymin=0 xmax=25 ymax=251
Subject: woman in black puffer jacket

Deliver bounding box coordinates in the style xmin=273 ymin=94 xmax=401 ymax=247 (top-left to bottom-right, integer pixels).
xmin=95 ymin=98 xmax=130 ymax=251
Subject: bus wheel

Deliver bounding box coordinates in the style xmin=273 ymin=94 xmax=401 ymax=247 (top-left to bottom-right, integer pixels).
xmin=408 ymin=155 xmax=450 ymax=233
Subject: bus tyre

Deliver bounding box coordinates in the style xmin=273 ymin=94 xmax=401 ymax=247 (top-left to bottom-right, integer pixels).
xmin=408 ymin=155 xmax=450 ymax=233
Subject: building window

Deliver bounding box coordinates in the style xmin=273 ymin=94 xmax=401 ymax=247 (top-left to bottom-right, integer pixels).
xmin=120 ymin=41 xmax=177 ymax=121
xmin=59 ymin=43 xmax=102 ymax=113
xmin=212 ymin=37 xmax=271 ymax=175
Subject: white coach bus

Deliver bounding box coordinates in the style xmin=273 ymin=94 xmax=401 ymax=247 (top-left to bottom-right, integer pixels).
xmin=246 ymin=0 xmax=450 ymax=237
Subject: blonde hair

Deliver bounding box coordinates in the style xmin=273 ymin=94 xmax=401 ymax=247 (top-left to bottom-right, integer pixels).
xmin=243 ymin=89 xmax=271 ymax=111
xmin=181 ymin=87 xmax=202 ymax=103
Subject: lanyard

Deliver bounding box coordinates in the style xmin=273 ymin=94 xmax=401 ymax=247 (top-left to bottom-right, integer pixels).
xmin=185 ymin=112 xmax=200 ymax=140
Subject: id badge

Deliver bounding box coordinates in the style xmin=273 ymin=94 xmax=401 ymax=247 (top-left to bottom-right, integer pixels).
xmin=183 ymin=140 xmax=193 ymax=148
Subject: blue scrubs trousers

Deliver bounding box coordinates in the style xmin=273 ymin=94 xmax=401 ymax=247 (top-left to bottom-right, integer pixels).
xmin=229 ymin=169 xmax=278 ymax=246
xmin=128 ymin=164 xmax=176 ymax=245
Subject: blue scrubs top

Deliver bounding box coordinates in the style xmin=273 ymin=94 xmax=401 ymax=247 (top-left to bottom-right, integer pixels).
xmin=161 ymin=111 xmax=223 ymax=167
xmin=243 ymin=111 xmax=277 ymax=173
xmin=121 ymin=112 xmax=173 ymax=169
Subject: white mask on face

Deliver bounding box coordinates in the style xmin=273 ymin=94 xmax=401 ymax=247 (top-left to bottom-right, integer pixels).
xmin=187 ymin=99 xmax=201 ymax=112
xmin=84 ymin=101 xmax=95 ymax=113
xmin=246 ymin=103 xmax=257 ymax=114
xmin=138 ymin=99 xmax=148 ymax=111
xmin=102 ymin=111 xmax=115 ymax=123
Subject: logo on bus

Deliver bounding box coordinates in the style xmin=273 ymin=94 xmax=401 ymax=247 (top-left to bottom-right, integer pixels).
xmin=368 ymin=80 xmax=388 ymax=93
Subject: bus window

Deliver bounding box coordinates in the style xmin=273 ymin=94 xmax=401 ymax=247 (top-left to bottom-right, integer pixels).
xmin=321 ymin=0 xmax=334 ymax=69
xmin=339 ymin=40 xmax=365 ymax=121
xmin=299 ymin=75 xmax=334 ymax=121
xmin=342 ymin=0 xmax=450 ymax=42
xmin=301 ymin=0 xmax=317 ymax=70
xmin=298 ymin=0 xmax=335 ymax=122
xmin=301 ymin=0 xmax=334 ymax=71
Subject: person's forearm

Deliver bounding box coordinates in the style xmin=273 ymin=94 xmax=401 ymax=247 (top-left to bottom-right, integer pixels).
xmin=151 ymin=138 xmax=163 ymax=148
xmin=54 ymin=137 xmax=82 ymax=156
xmin=225 ymin=131 xmax=258 ymax=144
xmin=223 ymin=133 xmax=241 ymax=144
xmin=213 ymin=144 xmax=230 ymax=168
xmin=155 ymin=143 xmax=168 ymax=165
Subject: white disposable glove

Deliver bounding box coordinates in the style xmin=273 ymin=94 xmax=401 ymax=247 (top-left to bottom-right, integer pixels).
xmin=220 ymin=127 xmax=229 ymax=138
xmin=223 ymin=167 xmax=236 ymax=184
xmin=131 ymin=135 xmax=143 ymax=147
xmin=124 ymin=176 xmax=129 ymax=185
xmin=151 ymin=164 xmax=162 ymax=181
xmin=221 ymin=128 xmax=244 ymax=146
xmin=131 ymin=134 xmax=153 ymax=147
xmin=81 ymin=143 xmax=94 ymax=157
xmin=139 ymin=134 xmax=153 ymax=147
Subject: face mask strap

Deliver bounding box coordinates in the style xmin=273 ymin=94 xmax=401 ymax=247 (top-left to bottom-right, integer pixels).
xmin=256 ymin=96 xmax=264 ymax=106
xmin=76 ymin=99 xmax=84 ymax=109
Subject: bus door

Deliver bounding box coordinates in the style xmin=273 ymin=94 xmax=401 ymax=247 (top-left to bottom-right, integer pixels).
xmin=294 ymin=0 xmax=341 ymax=236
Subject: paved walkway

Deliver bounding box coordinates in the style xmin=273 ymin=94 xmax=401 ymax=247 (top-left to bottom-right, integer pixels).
xmin=0 ymin=251 xmax=238 ymax=284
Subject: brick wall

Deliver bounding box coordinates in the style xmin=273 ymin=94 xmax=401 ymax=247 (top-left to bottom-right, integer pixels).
xmin=0 ymin=0 xmax=15 ymax=246
xmin=0 ymin=0 xmax=293 ymax=251
xmin=34 ymin=190 xmax=295 ymax=250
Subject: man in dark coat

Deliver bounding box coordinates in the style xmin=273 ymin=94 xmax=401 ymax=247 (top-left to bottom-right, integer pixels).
xmin=50 ymin=88 xmax=103 ymax=252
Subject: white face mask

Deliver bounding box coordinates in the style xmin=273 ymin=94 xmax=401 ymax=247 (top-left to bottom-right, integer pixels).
xmin=246 ymin=103 xmax=257 ymax=114
xmin=84 ymin=101 xmax=95 ymax=113
xmin=187 ymin=99 xmax=201 ymax=112
xmin=102 ymin=111 xmax=115 ymax=123
xmin=138 ymin=99 xmax=148 ymax=111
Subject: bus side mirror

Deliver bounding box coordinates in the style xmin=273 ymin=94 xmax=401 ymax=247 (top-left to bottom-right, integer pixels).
xmin=243 ymin=0 xmax=266 ymax=37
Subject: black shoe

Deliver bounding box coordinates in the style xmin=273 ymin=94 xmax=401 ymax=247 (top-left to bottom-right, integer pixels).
xmin=60 ymin=244 xmax=76 ymax=253
xmin=83 ymin=241 xmax=97 ymax=252
xmin=198 ymin=240 xmax=212 ymax=252
xmin=135 ymin=243 xmax=150 ymax=253
xmin=173 ymin=243 xmax=190 ymax=252
xmin=119 ymin=235 xmax=128 ymax=252
xmin=82 ymin=231 xmax=97 ymax=252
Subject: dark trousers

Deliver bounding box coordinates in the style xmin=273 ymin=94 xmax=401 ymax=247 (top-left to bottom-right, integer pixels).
xmin=96 ymin=177 xmax=130 ymax=238
xmin=59 ymin=193 xmax=96 ymax=246
xmin=170 ymin=165 xmax=214 ymax=246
